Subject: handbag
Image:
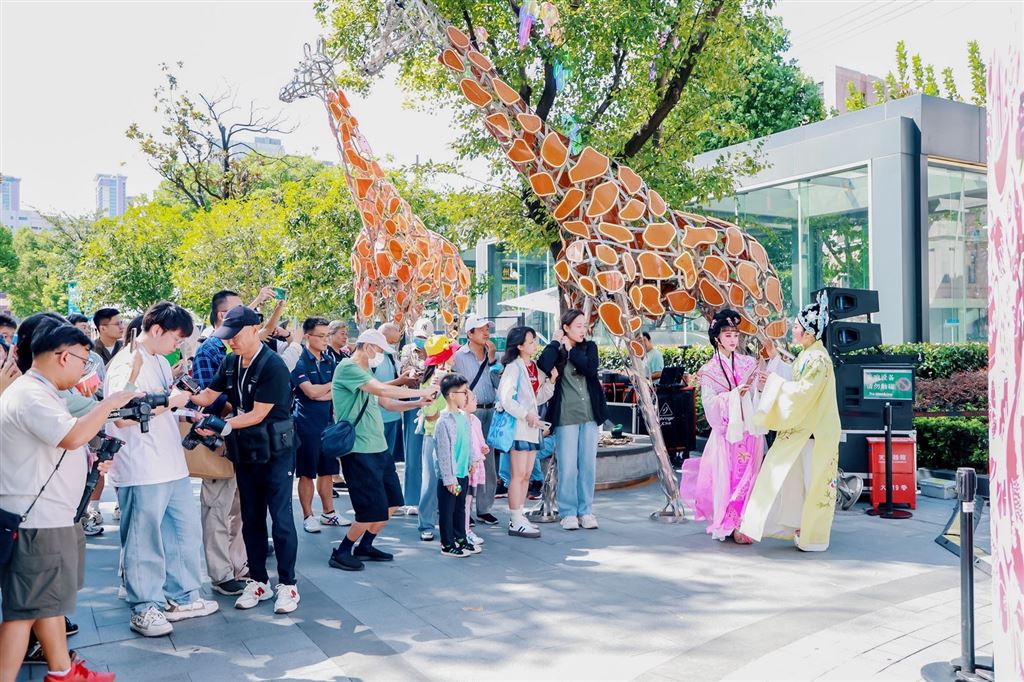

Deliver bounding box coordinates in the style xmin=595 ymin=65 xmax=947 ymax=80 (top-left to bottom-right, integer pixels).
xmin=0 ymin=449 xmax=67 ymax=566
xmin=487 ymin=365 xmax=521 ymax=452
xmin=179 ymin=422 xmax=235 ymax=480
xmin=321 ymin=392 xmax=370 ymax=459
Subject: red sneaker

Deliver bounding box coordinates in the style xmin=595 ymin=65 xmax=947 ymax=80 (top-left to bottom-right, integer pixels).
xmin=44 ymin=659 xmax=115 ymax=682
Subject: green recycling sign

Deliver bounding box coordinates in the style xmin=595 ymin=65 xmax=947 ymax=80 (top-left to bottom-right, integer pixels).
xmin=862 ymin=368 xmax=914 ymax=401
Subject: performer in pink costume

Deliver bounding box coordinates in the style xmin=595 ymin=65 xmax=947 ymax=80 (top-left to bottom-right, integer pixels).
xmin=680 ymin=310 xmax=764 ymax=543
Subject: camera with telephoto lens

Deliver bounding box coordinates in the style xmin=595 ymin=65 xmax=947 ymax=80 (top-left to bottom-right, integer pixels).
xmin=175 ymin=374 xmax=200 ymax=394
xmin=75 ymin=432 xmax=125 ymax=523
xmin=181 ymin=414 xmax=232 ymax=451
xmin=111 ymin=393 xmax=169 ymax=433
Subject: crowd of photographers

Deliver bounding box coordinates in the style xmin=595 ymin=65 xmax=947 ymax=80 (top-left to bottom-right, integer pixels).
xmin=0 ymin=285 xmax=422 ymax=682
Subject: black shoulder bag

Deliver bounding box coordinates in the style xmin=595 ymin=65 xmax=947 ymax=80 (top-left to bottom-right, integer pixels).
xmin=0 ymin=449 xmax=68 ymax=565
xmin=224 ymin=351 xmax=276 ymax=464
xmin=321 ymin=391 xmax=370 ymax=459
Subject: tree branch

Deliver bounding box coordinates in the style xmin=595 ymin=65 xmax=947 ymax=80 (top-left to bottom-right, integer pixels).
xmin=585 ymin=44 xmax=628 ymax=130
xmin=621 ymin=0 xmax=726 ymax=158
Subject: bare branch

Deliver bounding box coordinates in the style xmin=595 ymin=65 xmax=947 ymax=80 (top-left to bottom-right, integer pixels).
xmin=585 ymin=43 xmax=628 ymax=130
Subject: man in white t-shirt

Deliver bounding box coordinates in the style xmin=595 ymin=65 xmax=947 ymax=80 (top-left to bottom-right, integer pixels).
xmin=105 ymin=301 xmax=219 ymax=638
xmin=0 ymin=319 xmax=138 ymax=682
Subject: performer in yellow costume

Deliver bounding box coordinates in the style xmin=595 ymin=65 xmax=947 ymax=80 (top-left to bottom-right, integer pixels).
xmin=739 ymin=293 xmax=841 ymax=552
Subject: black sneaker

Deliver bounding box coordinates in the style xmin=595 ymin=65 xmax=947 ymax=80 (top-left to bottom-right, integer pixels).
xmin=333 ymin=481 xmax=348 ymax=490
xmin=25 ymin=641 xmax=77 ymax=665
xmin=528 ymin=481 xmax=543 ymax=500
xmin=353 ymin=545 xmax=394 ymax=562
xmin=476 ymin=513 xmax=499 ymax=525
xmin=494 ymin=483 xmax=509 ymax=499
xmin=456 ymin=539 xmax=481 ymax=555
xmin=65 ymin=617 xmax=79 ymax=636
xmin=329 ymin=550 xmax=365 ymax=571
xmin=440 ymin=545 xmax=467 ymax=558
xmin=212 ymin=578 xmax=248 ymax=596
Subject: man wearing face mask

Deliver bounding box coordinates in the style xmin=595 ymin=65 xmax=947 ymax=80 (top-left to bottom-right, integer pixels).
xmin=327 ymin=329 xmax=438 ymax=571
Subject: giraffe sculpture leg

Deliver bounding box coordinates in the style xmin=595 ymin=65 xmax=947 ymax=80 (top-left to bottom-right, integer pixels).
xmin=526 ymin=452 xmax=560 ymax=523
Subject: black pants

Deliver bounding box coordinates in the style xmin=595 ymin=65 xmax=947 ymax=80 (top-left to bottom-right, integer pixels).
xmin=235 ymin=452 xmax=298 ymax=585
xmin=437 ymin=476 xmax=468 ymax=548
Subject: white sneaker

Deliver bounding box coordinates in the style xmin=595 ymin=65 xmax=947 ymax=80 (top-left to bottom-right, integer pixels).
xmin=579 ymin=514 xmax=599 ymax=530
xmin=320 ymin=512 xmax=351 ymax=527
xmin=81 ymin=516 xmax=104 ymax=536
xmin=130 ymin=606 xmax=173 ymax=637
xmin=89 ymin=507 xmax=104 ymax=525
xmin=467 ymin=530 xmax=485 ymax=545
xmin=560 ymin=515 xmax=580 ymax=531
xmin=112 ymin=505 xmax=121 ymax=521
xmin=234 ymin=580 xmax=272 ymax=610
xmin=405 ymin=506 xmax=419 ymax=516
xmin=508 ymin=519 xmax=541 ymax=538
xmin=274 ymin=584 xmax=300 ymax=614
xmin=302 ymin=515 xmax=321 ymax=533
xmin=164 ymin=598 xmax=219 ymax=622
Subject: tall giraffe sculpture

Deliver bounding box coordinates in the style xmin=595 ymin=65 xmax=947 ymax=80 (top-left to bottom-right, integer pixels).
xmin=357 ymin=2 xmax=790 ymax=519
xmin=280 ymin=40 xmax=472 ymax=335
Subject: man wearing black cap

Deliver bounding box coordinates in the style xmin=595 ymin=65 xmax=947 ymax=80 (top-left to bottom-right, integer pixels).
xmin=190 ymin=305 xmax=300 ymax=615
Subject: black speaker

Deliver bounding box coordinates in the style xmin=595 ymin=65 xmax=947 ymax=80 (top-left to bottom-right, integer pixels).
xmin=826 ymin=321 xmax=882 ymax=353
xmin=814 ymin=287 xmax=879 ymax=320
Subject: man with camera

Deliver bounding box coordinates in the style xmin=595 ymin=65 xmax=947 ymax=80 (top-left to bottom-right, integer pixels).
xmin=190 ymin=305 xmax=300 ymax=614
xmin=104 ymin=301 xmax=219 ymax=638
xmin=0 ymin=319 xmax=139 ymax=682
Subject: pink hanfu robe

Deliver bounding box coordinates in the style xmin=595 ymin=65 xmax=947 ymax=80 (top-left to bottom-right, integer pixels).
xmin=679 ymin=352 xmax=764 ymax=540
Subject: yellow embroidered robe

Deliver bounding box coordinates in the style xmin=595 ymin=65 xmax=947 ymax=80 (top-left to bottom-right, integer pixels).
xmin=738 ymin=340 xmax=841 ymax=551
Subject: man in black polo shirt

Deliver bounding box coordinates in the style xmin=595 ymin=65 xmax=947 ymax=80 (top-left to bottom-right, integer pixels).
xmin=292 ymin=316 xmax=348 ymax=534
xmin=190 ymin=305 xmax=300 ymax=615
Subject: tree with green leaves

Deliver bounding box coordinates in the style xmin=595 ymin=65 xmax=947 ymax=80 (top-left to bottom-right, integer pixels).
xmin=870 ymin=40 xmax=985 ymax=106
xmin=318 ymin=0 xmax=808 ymax=255
xmin=6 ymin=229 xmax=70 ymax=317
xmin=0 ymin=227 xmax=18 ymax=296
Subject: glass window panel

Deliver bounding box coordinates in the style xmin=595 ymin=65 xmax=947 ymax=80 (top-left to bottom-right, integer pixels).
xmin=927 ymin=163 xmax=988 ymax=342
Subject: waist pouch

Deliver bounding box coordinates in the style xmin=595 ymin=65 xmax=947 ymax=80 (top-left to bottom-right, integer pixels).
xmin=228 ymin=420 xmax=295 ymax=465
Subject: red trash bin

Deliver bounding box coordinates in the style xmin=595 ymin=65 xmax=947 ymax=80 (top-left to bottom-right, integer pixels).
xmin=867 ymin=436 xmax=917 ymax=510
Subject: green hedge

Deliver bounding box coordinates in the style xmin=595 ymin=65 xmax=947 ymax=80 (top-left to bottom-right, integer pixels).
xmin=913 ymin=416 xmax=989 ymax=471
xmin=598 ymin=342 xmax=988 ymax=380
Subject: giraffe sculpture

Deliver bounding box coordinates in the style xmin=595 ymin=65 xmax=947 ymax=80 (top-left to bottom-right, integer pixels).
xmin=280 ymin=39 xmax=472 ymax=334
xmin=356 ymin=2 xmax=790 ymax=518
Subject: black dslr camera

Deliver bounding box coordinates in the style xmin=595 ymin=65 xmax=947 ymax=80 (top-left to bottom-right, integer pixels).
xmin=75 ymin=433 xmax=125 ymax=523
xmin=182 ymin=414 xmax=231 ymax=451
xmin=111 ymin=393 xmax=169 ymax=433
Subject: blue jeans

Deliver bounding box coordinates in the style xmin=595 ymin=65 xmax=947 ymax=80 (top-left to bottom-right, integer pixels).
xmin=498 ymin=452 xmax=543 ymax=485
xmin=118 ymin=476 xmax=203 ymax=615
xmin=555 ymin=421 xmax=600 ymax=517
xmin=403 ymin=409 xmax=423 ymax=507
xmin=383 ymin=419 xmax=400 ymax=461
xmin=418 ymin=434 xmax=439 ymax=532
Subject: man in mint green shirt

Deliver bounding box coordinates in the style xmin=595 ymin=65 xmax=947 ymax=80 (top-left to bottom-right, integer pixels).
xmin=327 ymin=329 xmax=436 ymax=572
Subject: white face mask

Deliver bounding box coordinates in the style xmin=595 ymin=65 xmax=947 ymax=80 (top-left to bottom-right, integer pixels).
xmin=367 ymin=349 xmax=385 ymax=368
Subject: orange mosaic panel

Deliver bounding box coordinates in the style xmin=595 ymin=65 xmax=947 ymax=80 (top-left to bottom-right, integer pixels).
xmin=552 ymin=188 xmax=584 ymax=220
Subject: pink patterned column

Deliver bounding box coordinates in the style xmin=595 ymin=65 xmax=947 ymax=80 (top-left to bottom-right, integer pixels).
xmin=987 ymin=45 xmax=1024 ymax=679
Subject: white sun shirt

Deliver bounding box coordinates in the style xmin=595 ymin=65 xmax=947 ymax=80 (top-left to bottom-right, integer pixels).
xmin=0 ymin=372 xmax=87 ymax=529
xmin=104 ymin=344 xmax=189 ymax=487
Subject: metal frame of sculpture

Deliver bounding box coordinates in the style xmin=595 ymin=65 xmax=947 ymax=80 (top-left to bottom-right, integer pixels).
xmin=357 ymin=1 xmax=791 ymax=519
xmin=280 ymin=39 xmax=471 ymax=334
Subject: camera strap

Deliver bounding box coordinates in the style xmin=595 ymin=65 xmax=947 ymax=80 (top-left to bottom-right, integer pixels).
xmin=225 ymin=349 xmax=271 ymax=414
xmin=19 ymin=449 xmax=68 ymax=522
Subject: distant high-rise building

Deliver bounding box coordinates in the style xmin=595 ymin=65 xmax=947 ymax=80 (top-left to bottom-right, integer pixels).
xmin=1 ymin=176 xmax=21 ymax=211
xmin=95 ymin=174 xmax=127 ymax=218
xmin=1 ymin=176 xmax=52 ymax=232
xmin=252 ymin=136 xmax=285 ymax=157
xmin=814 ymin=66 xmax=884 ymax=116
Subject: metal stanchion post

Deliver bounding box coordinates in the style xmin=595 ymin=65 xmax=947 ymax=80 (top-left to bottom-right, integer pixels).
xmin=921 ymin=467 xmax=994 ymax=682
xmin=867 ymin=401 xmax=912 ymax=519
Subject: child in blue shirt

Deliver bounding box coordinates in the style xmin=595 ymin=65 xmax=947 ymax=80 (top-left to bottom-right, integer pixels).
xmin=433 ymin=374 xmax=480 ymax=558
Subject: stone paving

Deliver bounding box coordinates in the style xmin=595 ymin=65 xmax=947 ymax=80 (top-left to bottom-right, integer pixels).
xmin=12 ymin=474 xmax=992 ymax=682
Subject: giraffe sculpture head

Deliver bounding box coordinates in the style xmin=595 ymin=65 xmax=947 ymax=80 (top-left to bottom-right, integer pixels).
xmin=280 ymin=38 xmax=340 ymax=104
xmin=358 ymin=0 xmax=449 ymax=77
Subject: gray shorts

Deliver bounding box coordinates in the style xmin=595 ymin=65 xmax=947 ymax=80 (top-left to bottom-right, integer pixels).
xmin=0 ymin=525 xmax=85 ymax=621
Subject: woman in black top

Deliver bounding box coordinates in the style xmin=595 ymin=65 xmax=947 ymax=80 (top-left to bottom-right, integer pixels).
xmin=537 ymin=310 xmax=607 ymax=531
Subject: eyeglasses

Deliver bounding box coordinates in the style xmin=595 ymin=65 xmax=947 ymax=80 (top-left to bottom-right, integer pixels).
xmin=61 ymin=350 xmax=90 ymax=365
xmin=450 ymin=390 xmax=469 ymax=396
xmin=307 ymin=333 xmax=329 ymax=339
xmin=101 ymin=320 xmax=125 ymax=328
